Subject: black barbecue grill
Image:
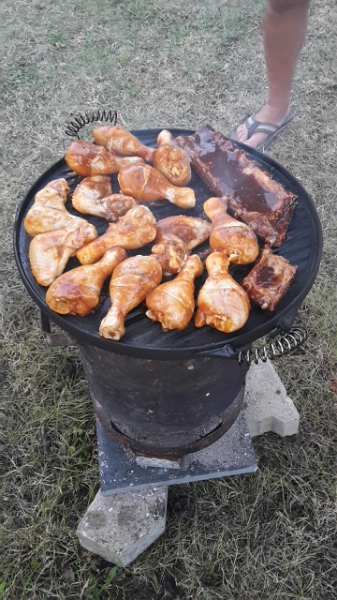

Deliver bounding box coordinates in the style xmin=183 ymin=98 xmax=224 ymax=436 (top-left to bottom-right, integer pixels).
xmin=13 ymin=123 xmax=323 ymax=458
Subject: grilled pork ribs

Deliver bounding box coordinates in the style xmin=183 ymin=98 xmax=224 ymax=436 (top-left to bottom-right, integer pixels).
xmin=176 ymin=125 xmax=298 ymax=247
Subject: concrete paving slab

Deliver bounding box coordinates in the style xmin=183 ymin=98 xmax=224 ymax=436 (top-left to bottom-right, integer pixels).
xmin=97 ymin=411 xmax=257 ymax=496
xmin=77 ymin=487 xmax=167 ymax=567
xmin=244 ymin=359 xmax=299 ymax=438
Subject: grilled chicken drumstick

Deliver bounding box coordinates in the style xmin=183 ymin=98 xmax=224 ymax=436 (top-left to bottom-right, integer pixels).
xmin=151 ymin=215 xmax=211 ymax=275
xmin=241 ymin=246 xmax=297 ymax=311
xmin=203 ymin=197 xmax=259 ymax=265
xmin=76 ymin=205 xmax=157 ymax=265
xmin=99 ymin=255 xmax=162 ymax=340
xmin=72 ymin=175 xmax=136 ymax=221
xmin=65 ymin=140 xmax=144 ymax=177
xmin=195 ymin=251 xmax=250 ymax=333
xmin=153 ymin=130 xmax=191 ymax=186
xmin=46 ymin=247 xmax=127 ymax=316
xmin=92 ymin=125 xmax=156 ymax=163
xmin=24 ymin=178 xmax=86 ymax=236
xmin=29 ymin=221 xmax=98 ymax=287
xmin=146 ymin=254 xmax=203 ymax=331
xmin=118 ymin=164 xmax=196 ymax=209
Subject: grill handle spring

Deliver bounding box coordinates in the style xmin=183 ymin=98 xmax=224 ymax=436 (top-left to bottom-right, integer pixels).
xmin=65 ymin=109 xmax=118 ymax=139
xmin=237 ymin=325 xmax=308 ymax=366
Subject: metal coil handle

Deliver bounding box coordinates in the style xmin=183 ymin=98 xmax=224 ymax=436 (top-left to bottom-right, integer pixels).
xmin=237 ymin=325 xmax=308 ymax=366
xmin=65 ymin=109 xmax=118 ymax=139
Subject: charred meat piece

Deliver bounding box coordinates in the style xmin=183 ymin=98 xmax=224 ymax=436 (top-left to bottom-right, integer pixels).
xmin=241 ymin=246 xmax=297 ymax=311
xmin=176 ymin=124 xmax=297 ymax=247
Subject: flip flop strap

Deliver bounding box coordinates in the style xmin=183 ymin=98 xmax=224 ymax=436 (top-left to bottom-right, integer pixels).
xmin=245 ymin=117 xmax=279 ymax=137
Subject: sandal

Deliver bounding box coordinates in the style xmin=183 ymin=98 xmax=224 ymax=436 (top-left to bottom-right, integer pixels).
xmin=230 ymin=113 xmax=294 ymax=151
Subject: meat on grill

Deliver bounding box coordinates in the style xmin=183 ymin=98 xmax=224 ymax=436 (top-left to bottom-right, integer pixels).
xmin=151 ymin=215 xmax=211 ymax=275
xmin=92 ymin=124 xmax=156 ymax=163
xmin=203 ymin=196 xmax=259 ymax=265
xmin=195 ymin=251 xmax=250 ymax=333
xmin=241 ymin=246 xmax=297 ymax=311
xmin=46 ymin=247 xmax=127 ymax=316
xmin=76 ymin=205 xmax=157 ymax=265
xmin=65 ymin=140 xmax=144 ymax=177
xmin=29 ymin=221 xmax=98 ymax=287
xmin=146 ymin=254 xmax=203 ymax=331
xmin=72 ymin=175 xmax=136 ymax=221
xmin=24 ymin=178 xmax=87 ymax=236
xmin=118 ymin=164 xmax=196 ymax=209
xmin=176 ymin=125 xmax=298 ymax=247
xmin=99 ymin=255 xmax=162 ymax=340
xmin=153 ymin=130 xmax=191 ymax=186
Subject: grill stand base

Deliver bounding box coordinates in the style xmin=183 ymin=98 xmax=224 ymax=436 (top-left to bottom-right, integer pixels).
xmin=77 ymin=359 xmax=299 ymax=567
xmin=97 ymin=411 xmax=256 ymax=496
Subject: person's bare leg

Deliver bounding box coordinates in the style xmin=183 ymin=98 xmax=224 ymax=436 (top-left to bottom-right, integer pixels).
xmin=236 ymin=0 xmax=310 ymax=149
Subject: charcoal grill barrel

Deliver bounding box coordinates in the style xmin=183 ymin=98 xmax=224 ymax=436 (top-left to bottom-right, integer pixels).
xmin=77 ymin=342 xmax=248 ymax=457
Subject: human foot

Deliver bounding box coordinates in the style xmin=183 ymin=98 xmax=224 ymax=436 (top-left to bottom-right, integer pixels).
xmin=233 ymin=104 xmax=292 ymax=150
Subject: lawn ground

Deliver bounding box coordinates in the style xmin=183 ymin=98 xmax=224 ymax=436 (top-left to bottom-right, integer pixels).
xmin=1 ymin=1 xmax=337 ymax=598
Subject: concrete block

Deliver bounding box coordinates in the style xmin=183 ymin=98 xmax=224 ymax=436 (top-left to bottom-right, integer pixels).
xmin=77 ymin=487 xmax=167 ymax=567
xmin=244 ymin=359 xmax=299 ymax=438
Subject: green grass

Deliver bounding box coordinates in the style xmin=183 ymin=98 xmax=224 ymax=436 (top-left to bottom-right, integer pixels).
xmin=1 ymin=0 xmax=337 ymax=598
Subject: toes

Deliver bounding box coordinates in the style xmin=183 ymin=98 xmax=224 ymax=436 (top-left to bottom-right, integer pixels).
xmin=236 ymin=124 xmax=248 ymax=142
xmin=244 ymin=133 xmax=267 ymax=149
xmin=233 ymin=122 xmax=269 ymax=148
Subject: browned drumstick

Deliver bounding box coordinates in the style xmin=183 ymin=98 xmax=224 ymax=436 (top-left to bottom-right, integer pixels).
xmin=76 ymin=205 xmax=157 ymax=265
xmin=203 ymin=196 xmax=259 ymax=265
xmin=65 ymin=140 xmax=144 ymax=177
xmin=92 ymin=125 xmax=156 ymax=163
xmin=195 ymin=251 xmax=250 ymax=333
xmin=146 ymin=254 xmax=203 ymax=331
xmin=118 ymin=164 xmax=196 ymax=209
xmin=46 ymin=247 xmax=127 ymax=316
xmin=153 ymin=129 xmax=191 ymax=186
xmin=99 ymin=255 xmax=162 ymax=340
